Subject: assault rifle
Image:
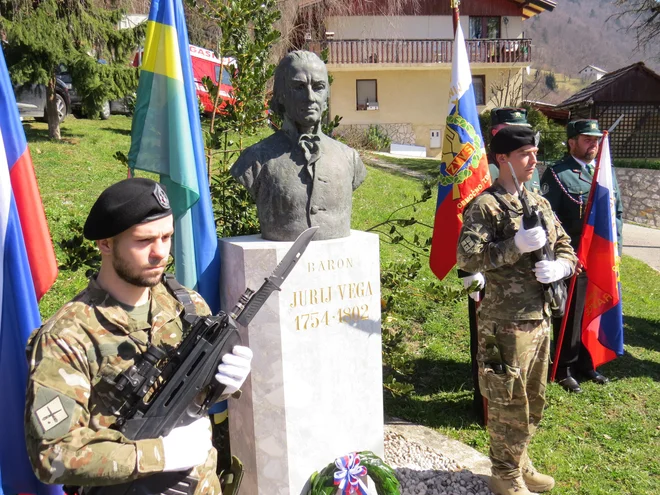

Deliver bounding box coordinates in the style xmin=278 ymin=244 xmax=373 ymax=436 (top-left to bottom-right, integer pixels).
xmin=507 ymin=161 xmax=567 ymax=317
xmin=81 ymin=226 xmax=318 ymax=495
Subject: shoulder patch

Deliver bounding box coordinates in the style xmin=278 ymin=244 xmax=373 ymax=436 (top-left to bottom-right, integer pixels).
xmin=541 ymin=183 xmax=550 ymax=195
xmin=36 ymin=397 xmax=69 ymax=432
xmin=31 ymin=387 xmax=77 ymax=440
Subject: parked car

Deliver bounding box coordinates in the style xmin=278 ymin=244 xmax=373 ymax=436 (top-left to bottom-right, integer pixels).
xmin=57 ymin=64 xmax=113 ymax=120
xmin=15 ymin=76 xmax=71 ymax=123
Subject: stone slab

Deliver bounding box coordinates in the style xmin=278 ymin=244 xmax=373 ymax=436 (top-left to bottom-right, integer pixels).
xmin=221 ymin=230 xmax=384 ymax=495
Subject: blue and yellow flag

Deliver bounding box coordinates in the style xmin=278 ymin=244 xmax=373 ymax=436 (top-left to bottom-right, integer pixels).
xmin=129 ymin=0 xmax=220 ymax=312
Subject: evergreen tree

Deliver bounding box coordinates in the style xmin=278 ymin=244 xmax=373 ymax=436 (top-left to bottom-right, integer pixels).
xmin=0 ymin=0 xmax=144 ymax=139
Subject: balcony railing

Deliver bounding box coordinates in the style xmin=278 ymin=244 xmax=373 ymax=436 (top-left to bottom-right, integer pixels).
xmin=309 ymin=39 xmax=531 ymax=65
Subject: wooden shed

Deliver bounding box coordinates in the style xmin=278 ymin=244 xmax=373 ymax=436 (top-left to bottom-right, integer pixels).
xmin=555 ymin=62 xmax=660 ymax=159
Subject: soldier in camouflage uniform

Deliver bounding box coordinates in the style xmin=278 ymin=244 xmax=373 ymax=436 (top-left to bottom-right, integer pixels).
xmin=24 ymin=178 xmax=252 ymax=494
xmin=458 ymin=126 xmax=577 ymax=495
xmin=460 ymin=107 xmax=542 ymax=424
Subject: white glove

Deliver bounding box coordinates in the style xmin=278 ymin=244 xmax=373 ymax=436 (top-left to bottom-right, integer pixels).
xmin=533 ymin=259 xmax=573 ymax=284
xmin=161 ymin=417 xmax=212 ymax=472
xmin=461 ymin=272 xmax=485 ymax=301
xmin=514 ymin=223 xmax=547 ymax=254
xmin=215 ymin=345 xmax=253 ymax=395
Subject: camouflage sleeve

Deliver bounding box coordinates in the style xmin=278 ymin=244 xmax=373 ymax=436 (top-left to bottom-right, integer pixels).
xmin=456 ymin=199 xmax=522 ymax=273
xmin=189 ymin=289 xmax=212 ymax=317
xmin=25 ymin=329 xmax=165 ymax=486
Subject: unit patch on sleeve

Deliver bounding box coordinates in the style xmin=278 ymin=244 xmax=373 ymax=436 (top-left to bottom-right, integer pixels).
xmin=31 ymin=386 xmax=77 ymax=440
xmin=36 ymin=397 xmax=69 ymax=432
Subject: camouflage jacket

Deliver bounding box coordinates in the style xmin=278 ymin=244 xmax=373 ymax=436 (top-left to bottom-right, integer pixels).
xmin=24 ymin=276 xmax=220 ymax=493
xmin=457 ymin=182 xmax=577 ymax=320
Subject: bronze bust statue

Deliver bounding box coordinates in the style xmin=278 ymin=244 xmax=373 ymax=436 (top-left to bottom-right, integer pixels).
xmin=230 ymin=50 xmax=367 ymax=241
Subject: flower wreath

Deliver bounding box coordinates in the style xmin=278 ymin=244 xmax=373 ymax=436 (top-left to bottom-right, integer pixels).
xmin=308 ymin=450 xmax=400 ymax=495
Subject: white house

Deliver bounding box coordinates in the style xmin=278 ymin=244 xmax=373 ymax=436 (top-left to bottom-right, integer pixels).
xmin=301 ymin=0 xmax=557 ymax=156
xmin=578 ymin=65 xmax=608 ymax=82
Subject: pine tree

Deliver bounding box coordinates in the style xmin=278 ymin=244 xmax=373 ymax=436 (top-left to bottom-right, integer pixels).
xmin=0 ymin=0 xmax=144 ymax=139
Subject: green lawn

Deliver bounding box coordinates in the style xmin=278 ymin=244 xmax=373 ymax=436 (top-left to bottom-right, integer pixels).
xmin=30 ymin=117 xmax=660 ymax=495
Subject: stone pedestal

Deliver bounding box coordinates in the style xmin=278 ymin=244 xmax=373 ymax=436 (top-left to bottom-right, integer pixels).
xmin=220 ymin=230 xmax=384 ymax=495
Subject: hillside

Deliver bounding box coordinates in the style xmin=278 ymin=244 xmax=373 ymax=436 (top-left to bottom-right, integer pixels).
xmin=523 ymin=0 xmax=659 ymax=102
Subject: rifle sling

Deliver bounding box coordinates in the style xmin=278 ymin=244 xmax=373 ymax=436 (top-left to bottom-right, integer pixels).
xmin=162 ymin=273 xmax=199 ymax=328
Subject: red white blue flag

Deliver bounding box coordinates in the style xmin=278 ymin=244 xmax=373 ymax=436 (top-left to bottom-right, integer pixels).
xmin=578 ymin=134 xmax=624 ymax=367
xmin=430 ymin=23 xmax=491 ymax=280
xmin=0 ymin=45 xmax=60 ymax=495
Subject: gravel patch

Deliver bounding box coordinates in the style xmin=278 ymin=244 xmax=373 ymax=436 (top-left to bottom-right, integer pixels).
xmin=384 ymin=431 xmax=493 ymax=495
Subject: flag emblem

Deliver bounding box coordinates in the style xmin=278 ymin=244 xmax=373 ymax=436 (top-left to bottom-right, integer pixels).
xmin=440 ymin=114 xmax=483 ymax=184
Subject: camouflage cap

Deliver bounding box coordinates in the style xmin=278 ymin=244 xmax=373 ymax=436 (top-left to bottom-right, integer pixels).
xmin=83 ymin=178 xmax=172 ymax=240
xmin=567 ymin=119 xmax=603 ymax=138
xmin=491 ymin=107 xmax=531 ymax=127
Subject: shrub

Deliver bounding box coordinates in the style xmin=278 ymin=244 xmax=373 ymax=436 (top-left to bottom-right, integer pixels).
xmin=364 ymin=125 xmax=392 ymax=152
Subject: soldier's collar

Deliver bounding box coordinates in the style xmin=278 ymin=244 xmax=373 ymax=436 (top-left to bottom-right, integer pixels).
xmin=85 ymin=276 xmax=182 ymax=334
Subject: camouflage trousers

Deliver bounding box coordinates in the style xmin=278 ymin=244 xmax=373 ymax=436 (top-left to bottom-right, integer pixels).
xmin=477 ymin=315 xmax=550 ymax=479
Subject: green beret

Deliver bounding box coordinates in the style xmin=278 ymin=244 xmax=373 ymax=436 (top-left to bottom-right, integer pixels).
xmin=490 ymin=126 xmax=536 ymax=154
xmin=567 ymin=119 xmax=602 ymax=138
xmin=491 ymin=107 xmax=531 ymax=127
xmin=84 ymin=178 xmax=172 ymax=240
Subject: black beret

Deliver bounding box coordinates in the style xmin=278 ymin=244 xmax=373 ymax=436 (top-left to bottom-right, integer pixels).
xmin=490 ymin=126 xmax=536 ymax=155
xmin=84 ymin=178 xmax=172 ymax=240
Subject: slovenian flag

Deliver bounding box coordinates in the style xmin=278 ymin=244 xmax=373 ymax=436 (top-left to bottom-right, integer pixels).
xmin=578 ymin=133 xmax=624 ymax=367
xmin=0 ymin=46 xmax=60 ymax=495
xmin=129 ymin=0 xmax=220 ymax=312
xmin=429 ymin=23 xmax=490 ymax=280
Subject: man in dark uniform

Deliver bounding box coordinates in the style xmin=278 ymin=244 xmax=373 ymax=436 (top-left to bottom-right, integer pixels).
xmin=540 ymin=119 xmax=624 ymax=393
xmin=488 ymin=107 xmax=541 ymax=193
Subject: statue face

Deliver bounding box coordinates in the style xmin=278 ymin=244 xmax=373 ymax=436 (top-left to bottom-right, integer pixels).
xmin=283 ymin=58 xmax=328 ymax=128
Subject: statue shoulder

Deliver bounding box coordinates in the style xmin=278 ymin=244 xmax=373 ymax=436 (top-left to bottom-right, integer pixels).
xmin=230 ymin=132 xmax=288 ymax=181
xmin=323 ymin=134 xmax=358 ymax=155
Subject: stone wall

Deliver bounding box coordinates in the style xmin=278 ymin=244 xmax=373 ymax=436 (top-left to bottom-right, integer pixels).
xmin=615 ymin=168 xmax=660 ymax=228
xmin=537 ymin=165 xmax=660 ymax=228
xmin=335 ymin=123 xmax=416 ymax=146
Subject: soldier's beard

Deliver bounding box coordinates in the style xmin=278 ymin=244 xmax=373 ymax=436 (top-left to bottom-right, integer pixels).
xmin=112 ymin=245 xmax=164 ymax=288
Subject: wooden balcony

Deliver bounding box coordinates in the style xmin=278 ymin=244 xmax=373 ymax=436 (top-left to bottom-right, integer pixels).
xmin=309 ymin=39 xmax=531 ymax=65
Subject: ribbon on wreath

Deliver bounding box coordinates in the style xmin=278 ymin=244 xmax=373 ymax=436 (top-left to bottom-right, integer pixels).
xmin=333 ymin=453 xmax=369 ymax=495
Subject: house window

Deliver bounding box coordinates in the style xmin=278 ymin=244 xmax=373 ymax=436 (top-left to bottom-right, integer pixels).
xmin=356 ymin=79 xmax=378 ymax=111
xmin=469 ymin=17 xmax=501 ymax=39
xmin=472 ymin=76 xmax=486 ymax=106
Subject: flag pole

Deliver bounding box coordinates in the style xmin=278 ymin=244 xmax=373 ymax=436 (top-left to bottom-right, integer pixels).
xmin=452 ymin=0 xmax=460 ymax=33
xmin=550 ymin=131 xmax=609 ymax=381
xmin=449 ymin=0 xmax=486 ymax=425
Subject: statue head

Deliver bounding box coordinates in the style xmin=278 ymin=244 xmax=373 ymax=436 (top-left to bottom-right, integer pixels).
xmin=270 ymin=51 xmax=329 ymax=130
